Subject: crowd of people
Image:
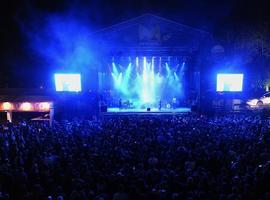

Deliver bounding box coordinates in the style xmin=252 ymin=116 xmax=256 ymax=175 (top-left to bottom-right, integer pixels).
xmin=1 ymin=113 xmax=270 ymax=199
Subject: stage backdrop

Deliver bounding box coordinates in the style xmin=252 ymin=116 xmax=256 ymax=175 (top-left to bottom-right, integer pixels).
xmin=93 ymin=14 xmax=212 ymax=108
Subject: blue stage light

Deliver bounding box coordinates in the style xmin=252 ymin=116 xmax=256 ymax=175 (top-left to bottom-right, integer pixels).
xmin=174 ymin=72 xmax=179 ymax=81
xmin=109 ymin=57 xmax=185 ymax=107
xmin=180 ymin=62 xmax=185 ymax=72
xmin=112 ymin=62 xmax=119 ymax=75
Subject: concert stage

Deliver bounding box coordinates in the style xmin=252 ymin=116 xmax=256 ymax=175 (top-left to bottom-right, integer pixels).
xmin=104 ymin=107 xmax=191 ymax=115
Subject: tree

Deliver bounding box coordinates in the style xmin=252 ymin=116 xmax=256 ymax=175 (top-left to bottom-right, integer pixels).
xmin=221 ymin=23 xmax=270 ymax=92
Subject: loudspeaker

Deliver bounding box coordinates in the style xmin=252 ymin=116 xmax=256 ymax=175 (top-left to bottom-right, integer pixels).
xmin=100 ymin=106 xmax=107 ymax=112
xmin=191 ymin=105 xmax=197 ymax=112
xmin=147 ymin=107 xmax=151 ymax=111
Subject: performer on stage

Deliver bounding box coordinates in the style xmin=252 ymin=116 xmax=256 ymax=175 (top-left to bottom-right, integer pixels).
xmin=172 ymin=97 xmax=177 ymax=109
xmin=159 ymin=99 xmax=162 ymax=110
xmin=119 ymin=98 xmax=122 ymax=110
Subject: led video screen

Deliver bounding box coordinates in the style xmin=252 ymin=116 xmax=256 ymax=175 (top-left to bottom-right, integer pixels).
xmin=54 ymin=74 xmax=81 ymax=92
xmin=216 ymin=74 xmax=243 ymax=92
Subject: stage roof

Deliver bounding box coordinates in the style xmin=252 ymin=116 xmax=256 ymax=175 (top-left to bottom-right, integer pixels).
xmin=94 ymin=14 xmax=213 ymax=56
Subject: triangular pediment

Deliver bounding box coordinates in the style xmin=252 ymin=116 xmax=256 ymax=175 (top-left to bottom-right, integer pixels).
xmin=95 ymin=14 xmax=211 ymax=54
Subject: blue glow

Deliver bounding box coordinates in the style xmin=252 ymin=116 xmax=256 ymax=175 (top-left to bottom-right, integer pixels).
xmin=112 ymin=62 xmax=119 ymax=75
xmin=24 ymin=15 xmax=95 ymax=71
xmin=180 ymin=62 xmax=185 ymax=72
xmin=110 ymin=57 xmax=184 ymax=107
xmin=216 ymin=74 xmax=243 ymax=92
xmin=54 ymin=74 xmax=81 ymax=92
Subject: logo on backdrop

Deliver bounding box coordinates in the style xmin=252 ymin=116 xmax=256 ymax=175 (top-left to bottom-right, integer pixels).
xmin=138 ymin=24 xmax=171 ymax=45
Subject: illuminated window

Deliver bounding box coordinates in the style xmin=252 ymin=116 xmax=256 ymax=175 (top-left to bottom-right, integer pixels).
xmin=39 ymin=102 xmax=50 ymax=111
xmin=2 ymin=102 xmax=13 ymax=110
xmin=21 ymin=102 xmax=32 ymax=111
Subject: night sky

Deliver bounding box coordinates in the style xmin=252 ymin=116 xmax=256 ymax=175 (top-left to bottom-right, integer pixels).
xmin=0 ymin=0 xmax=269 ymax=88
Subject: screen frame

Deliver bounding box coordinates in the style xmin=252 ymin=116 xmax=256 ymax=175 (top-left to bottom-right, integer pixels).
xmin=216 ymin=73 xmax=244 ymax=92
xmin=54 ymin=73 xmax=82 ymax=92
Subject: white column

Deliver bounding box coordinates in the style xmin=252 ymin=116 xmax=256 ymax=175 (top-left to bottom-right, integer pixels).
xmin=49 ymin=103 xmax=54 ymax=127
xmin=7 ymin=111 xmax=12 ymax=123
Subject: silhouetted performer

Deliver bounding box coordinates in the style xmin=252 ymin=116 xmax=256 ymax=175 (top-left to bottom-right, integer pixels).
xmin=159 ymin=100 xmax=162 ymax=110
xmin=119 ymin=98 xmax=122 ymax=110
xmin=172 ymin=97 xmax=177 ymax=109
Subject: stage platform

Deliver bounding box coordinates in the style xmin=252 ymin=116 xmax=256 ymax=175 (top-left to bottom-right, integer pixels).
xmin=104 ymin=107 xmax=191 ymax=115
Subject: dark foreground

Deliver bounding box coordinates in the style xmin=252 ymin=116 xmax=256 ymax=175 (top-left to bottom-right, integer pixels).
xmin=1 ymin=114 xmax=270 ymax=200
